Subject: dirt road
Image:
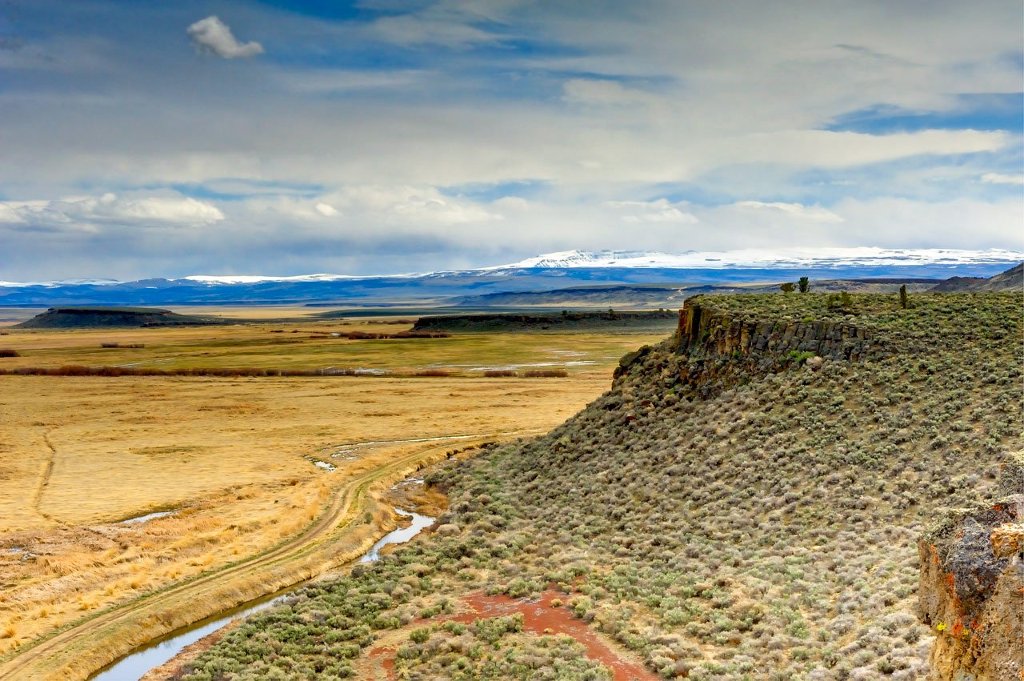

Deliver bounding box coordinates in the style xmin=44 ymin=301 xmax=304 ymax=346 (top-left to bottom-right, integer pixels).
xmin=0 ymin=433 xmax=522 ymax=680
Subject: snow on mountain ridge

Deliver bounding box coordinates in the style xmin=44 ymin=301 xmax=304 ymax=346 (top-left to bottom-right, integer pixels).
xmin=499 ymin=248 xmax=1024 ymax=270
xmin=1 ymin=248 xmax=1021 ymax=287
xmin=184 ymin=273 xmax=363 ymax=284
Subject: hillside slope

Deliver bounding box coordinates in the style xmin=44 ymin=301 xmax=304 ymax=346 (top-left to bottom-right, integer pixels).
xmin=929 ymin=262 xmax=1023 ymax=292
xmin=179 ymin=292 xmax=1022 ymax=680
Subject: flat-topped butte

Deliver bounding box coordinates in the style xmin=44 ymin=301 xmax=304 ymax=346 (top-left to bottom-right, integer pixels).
xmin=16 ymin=307 xmax=227 ymax=329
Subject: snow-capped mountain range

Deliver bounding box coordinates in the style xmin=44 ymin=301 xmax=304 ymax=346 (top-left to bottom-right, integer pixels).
xmin=5 ymin=247 xmax=1021 ymax=288
xmin=491 ymin=248 xmax=1024 ymax=271
xmin=1 ymin=248 xmax=1020 ymax=306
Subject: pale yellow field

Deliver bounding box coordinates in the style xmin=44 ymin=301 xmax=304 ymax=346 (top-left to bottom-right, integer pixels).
xmin=0 ymin=313 xmax=669 ymax=375
xmin=0 ymin=315 xmax=672 ymax=662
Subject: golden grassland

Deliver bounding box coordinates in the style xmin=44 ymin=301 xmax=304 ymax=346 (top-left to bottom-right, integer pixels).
xmin=0 ymin=311 xmax=666 ymax=375
xmin=0 ymin=312 xmax=669 ymax=670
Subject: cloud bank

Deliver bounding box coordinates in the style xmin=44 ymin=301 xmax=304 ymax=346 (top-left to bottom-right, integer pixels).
xmin=0 ymin=0 xmax=1019 ymax=280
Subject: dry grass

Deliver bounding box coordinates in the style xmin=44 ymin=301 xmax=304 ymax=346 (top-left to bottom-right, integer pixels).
xmin=0 ymin=313 xmax=665 ymax=661
xmin=0 ymin=315 xmax=664 ymax=378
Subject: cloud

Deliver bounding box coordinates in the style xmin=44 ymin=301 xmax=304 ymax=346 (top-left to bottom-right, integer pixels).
xmin=0 ymin=0 xmax=1021 ymax=280
xmin=278 ymin=69 xmax=428 ymax=94
xmin=733 ymin=201 xmax=844 ymax=223
xmin=981 ymin=172 xmax=1024 ymax=186
xmin=562 ymin=79 xmax=654 ymax=106
xmin=325 ymin=185 xmax=502 ymax=225
xmin=0 ymin=192 xmax=224 ymax=230
xmin=712 ymin=130 xmax=1009 ymax=170
xmin=606 ymin=199 xmax=698 ymax=223
xmin=365 ymin=0 xmax=520 ymax=47
xmin=371 ymin=15 xmax=496 ymax=47
xmin=187 ymin=16 xmax=263 ymax=59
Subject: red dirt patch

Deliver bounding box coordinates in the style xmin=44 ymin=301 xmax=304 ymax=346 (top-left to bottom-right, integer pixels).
xmin=368 ymin=589 xmax=658 ymax=681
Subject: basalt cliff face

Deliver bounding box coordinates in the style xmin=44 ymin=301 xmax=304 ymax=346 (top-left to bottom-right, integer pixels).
xmin=617 ymin=296 xmax=882 ymax=398
xmin=676 ymin=297 xmax=878 ymax=361
xmin=918 ymin=454 xmax=1024 ymax=681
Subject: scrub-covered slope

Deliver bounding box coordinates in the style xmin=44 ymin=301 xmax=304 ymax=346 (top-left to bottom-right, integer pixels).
xmin=181 ymin=291 xmax=1022 ymax=681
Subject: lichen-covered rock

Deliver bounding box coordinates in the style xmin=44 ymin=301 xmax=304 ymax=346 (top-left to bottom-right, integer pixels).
xmin=918 ymin=453 xmax=1024 ymax=680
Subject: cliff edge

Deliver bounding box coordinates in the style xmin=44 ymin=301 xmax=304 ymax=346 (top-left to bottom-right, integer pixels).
xmin=616 ymin=295 xmax=882 ymax=398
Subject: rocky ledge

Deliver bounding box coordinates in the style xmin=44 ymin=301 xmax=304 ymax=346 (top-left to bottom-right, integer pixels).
xmin=918 ymin=452 xmax=1024 ymax=680
xmin=614 ymin=296 xmax=881 ymax=398
xmin=676 ymin=296 xmax=878 ymax=362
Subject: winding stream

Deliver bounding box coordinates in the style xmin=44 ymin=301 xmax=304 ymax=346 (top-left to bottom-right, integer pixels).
xmin=91 ymin=508 xmax=435 ymax=681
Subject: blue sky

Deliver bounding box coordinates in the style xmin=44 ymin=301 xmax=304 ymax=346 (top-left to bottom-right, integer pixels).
xmin=0 ymin=0 xmax=1021 ymax=279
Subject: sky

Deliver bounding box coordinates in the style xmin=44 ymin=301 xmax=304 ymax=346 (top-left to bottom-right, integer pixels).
xmin=0 ymin=0 xmax=1021 ymax=280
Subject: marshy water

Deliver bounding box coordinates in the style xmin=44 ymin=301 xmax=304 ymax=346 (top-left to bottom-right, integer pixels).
xmin=91 ymin=508 xmax=435 ymax=681
xmin=117 ymin=511 xmax=175 ymax=525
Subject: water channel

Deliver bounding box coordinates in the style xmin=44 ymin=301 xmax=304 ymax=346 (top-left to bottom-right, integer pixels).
xmin=91 ymin=508 xmax=435 ymax=681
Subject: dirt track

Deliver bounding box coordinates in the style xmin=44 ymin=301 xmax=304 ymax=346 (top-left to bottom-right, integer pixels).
xmin=0 ymin=433 xmax=526 ymax=681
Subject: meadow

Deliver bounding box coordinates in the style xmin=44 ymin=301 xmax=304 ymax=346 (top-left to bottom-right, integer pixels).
xmin=0 ymin=309 xmax=670 ymax=677
xmin=0 ymin=309 xmax=671 ymax=376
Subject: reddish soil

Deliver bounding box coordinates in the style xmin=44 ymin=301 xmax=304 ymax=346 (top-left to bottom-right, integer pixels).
xmin=368 ymin=589 xmax=658 ymax=681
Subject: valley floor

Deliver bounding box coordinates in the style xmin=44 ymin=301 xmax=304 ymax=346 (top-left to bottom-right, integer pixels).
xmin=0 ymin=313 xmax=667 ymax=679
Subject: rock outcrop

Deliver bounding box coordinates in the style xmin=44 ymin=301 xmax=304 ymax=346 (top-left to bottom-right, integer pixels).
xmin=615 ymin=296 xmax=882 ymax=397
xmin=918 ymin=453 xmax=1024 ymax=680
xmin=676 ymin=296 xmax=877 ymax=362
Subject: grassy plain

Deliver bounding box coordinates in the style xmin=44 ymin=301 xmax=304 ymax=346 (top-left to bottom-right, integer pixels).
xmin=0 ymin=311 xmax=667 ymax=375
xmin=0 ymin=311 xmax=670 ymax=669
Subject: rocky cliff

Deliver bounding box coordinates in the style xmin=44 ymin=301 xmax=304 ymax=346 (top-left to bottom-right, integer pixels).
xmin=676 ymin=296 xmax=877 ymax=361
xmin=918 ymin=452 xmax=1024 ymax=680
xmin=616 ymin=296 xmax=882 ymax=397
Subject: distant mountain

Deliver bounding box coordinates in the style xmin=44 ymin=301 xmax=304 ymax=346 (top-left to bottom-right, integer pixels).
xmin=929 ymin=262 xmax=1023 ymax=292
xmin=1 ymin=248 xmax=1020 ymax=307
xmin=492 ymin=247 xmax=1024 ymax=271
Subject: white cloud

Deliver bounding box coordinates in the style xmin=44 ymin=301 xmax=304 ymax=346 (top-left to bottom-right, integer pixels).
xmin=562 ymin=79 xmax=653 ymax=106
xmin=0 ymin=192 xmax=224 ymax=230
xmin=371 ymin=15 xmax=496 ymax=47
xmin=366 ymin=0 xmax=521 ymax=47
xmin=278 ymin=69 xmax=427 ymax=94
xmin=315 ymin=202 xmax=339 ymax=216
xmin=712 ymin=130 xmax=1009 ymax=170
xmin=326 ymin=185 xmax=503 ymax=225
xmin=492 ymin=196 xmax=530 ymax=211
xmin=830 ymin=197 xmax=1024 ymax=248
xmin=981 ymin=172 xmax=1024 ymax=186
xmin=733 ymin=201 xmax=844 ymax=223
xmin=187 ymin=16 xmax=263 ymax=59
xmin=606 ymin=199 xmax=698 ymax=223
